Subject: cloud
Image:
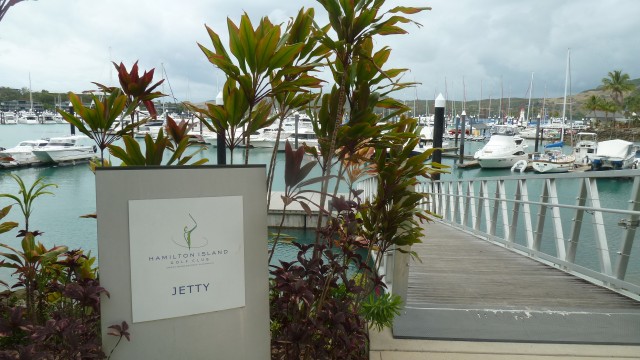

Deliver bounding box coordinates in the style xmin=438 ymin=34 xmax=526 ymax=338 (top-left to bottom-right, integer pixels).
xmin=1 ymin=0 xmax=639 ymax=103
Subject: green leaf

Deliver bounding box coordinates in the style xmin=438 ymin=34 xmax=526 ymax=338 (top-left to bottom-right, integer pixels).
xmin=269 ymin=44 xmax=304 ymax=70
xmin=239 ymin=13 xmax=257 ymax=71
xmin=227 ymin=18 xmax=247 ymax=73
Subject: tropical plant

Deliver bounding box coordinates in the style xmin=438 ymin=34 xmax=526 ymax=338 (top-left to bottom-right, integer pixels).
xmin=310 ymin=0 xmax=430 ymax=231
xmin=0 ymin=176 xmax=127 ymax=358
xmin=108 ymin=61 xmax=165 ymax=120
xmin=360 ymin=292 xmax=403 ymax=332
xmin=186 ymin=9 xmax=325 ymax=166
xmin=57 ymin=88 xmax=140 ymax=164
xmin=267 ymin=140 xmax=331 ymax=265
xmin=0 ymin=174 xmax=57 ymax=233
xmin=108 ymin=127 xmax=208 ymax=166
xmin=584 ymin=95 xmax=603 ymax=126
xmin=601 ymin=69 xmax=635 ymax=108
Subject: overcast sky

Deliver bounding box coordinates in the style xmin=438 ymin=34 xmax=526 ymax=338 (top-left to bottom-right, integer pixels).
xmin=1 ymin=0 xmax=638 ymax=104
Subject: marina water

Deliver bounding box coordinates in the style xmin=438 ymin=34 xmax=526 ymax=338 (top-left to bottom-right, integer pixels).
xmin=1 ymin=125 xmax=638 ymax=285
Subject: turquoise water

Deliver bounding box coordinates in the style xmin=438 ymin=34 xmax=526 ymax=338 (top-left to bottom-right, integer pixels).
xmin=1 ymin=125 xmax=637 ymax=285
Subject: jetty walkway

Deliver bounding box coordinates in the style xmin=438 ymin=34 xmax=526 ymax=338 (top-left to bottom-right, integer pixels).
xmin=368 ymin=221 xmax=640 ymax=359
xmin=357 ymin=169 xmax=640 ymax=358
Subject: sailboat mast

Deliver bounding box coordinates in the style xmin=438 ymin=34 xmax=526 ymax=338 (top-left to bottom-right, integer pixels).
xmin=526 ymin=72 xmax=534 ymax=125
xmin=499 ymin=76 xmax=503 ymax=124
xmin=478 ymin=80 xmax=482 ymax=119
xmin=29 ymin=72 xmax=33 ymax=111
xmin=560 ymin=48 xmax=570 ymax=142
xmin=508 ymin=85 xmax=512 ymax=120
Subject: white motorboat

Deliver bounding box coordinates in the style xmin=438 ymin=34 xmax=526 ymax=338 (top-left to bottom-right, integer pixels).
xmin=199 ymin=131 xmax=217 ymax=146
xmin=412 ymin=125 xmax=450 ymax=155
xmin=242 ymin=126 xmax=291 ymax=149
xmin=590 ymin=139 xmax=639 ymax=171
xmin=2 ymin=112 xmax=18 ymax=125
xmin=134 ymin=120 xmax=165 ymax=138
xmin=32 ymin=135 xmax=97 ymax=164
xmin=0 ymin=139 xmax=49 ymax=167
xmin=531 ymin=148 xmax=576 ymax=173
xmin=41 ymin=111 xmax=58 ymax=125
xmin=286 ymin=128 xmax=318 ymax=148
xmin=54 ymin=113 xmax=66 ymax=124
xmin=17 ymin=111 xmax=39 ymax=125
xmin=474 ymin=124 xmax=528 ymax=168
xmin=572 ymin=132 xmax=598 ymax=166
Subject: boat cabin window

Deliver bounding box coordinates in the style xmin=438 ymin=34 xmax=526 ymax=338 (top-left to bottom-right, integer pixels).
xmin=490 ymin=126 xmax=515 ymax=136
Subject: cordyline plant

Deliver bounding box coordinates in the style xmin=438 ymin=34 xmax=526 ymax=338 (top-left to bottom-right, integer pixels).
xmin=186 ymin=8 xmax=325 ymax=166
xmin=0 ymin=175 xmax=128 ymax=358
xmin=57 ymin=88 xmax=140 ymax=164
xmin=108 ymin=61 xmax=164 ymax=120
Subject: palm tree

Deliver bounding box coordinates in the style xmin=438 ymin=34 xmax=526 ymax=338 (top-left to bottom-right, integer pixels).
xmin=601 ymin=70 xmax=635 ymax=108
xmin=584 ymin=95 xmax=602 ymax=128
xmin=602 ymin=99 xmax=618 ymax=128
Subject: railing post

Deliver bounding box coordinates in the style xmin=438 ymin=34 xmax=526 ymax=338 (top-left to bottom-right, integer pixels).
xmin=615 ymin=176 xmax=640 ymax=280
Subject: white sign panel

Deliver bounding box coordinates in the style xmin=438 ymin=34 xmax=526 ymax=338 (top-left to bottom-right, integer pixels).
xmin=128 ymin=196 xmax=245 ymax=323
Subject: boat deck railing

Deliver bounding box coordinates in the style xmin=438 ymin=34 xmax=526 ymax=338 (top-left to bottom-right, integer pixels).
xmin=356 ymin=169 xmax=640 ymax=301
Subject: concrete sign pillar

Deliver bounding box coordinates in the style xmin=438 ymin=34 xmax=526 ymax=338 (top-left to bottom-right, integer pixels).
xmin=96 ymin=165 xmax=269 ymax=360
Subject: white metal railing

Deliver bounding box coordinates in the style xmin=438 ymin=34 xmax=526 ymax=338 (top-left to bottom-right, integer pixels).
xmin=357 ymin=170 xmax=640 ymax=301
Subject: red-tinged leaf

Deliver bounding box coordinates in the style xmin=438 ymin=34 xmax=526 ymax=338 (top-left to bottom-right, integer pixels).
xmin=204 ymin=25 xmax=231 ymax=61
xmin=0 ymin=205 xmax=12 ymax=220
xmin=294 ymin=161 xmax=317 ymax=186
xmin=389 ymin=6 xmax=431 ymax=14
xmin=297 ymin=201 xmax=312 ymax=216
xmin=376 ymin=25 xmax=407 ymax=36
xmin=0 ymin=221 xmax=18 ymax=234
xmin=280 ymin=195 xmax=293 ymax=206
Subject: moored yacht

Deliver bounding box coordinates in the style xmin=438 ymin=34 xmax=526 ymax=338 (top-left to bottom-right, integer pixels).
xmin=572 ymin=132 xmax=597 ymax=165
xmin=2 ymin=112 xmax=18 ymax=125
xmin=590 ymin=139 xmax=639 ymax=171
xmin=32 ymin=135 xmax=96 ymax=164
xmin=0 ymin=139 xmax=49 ymax=167
xmin=17 ymin=111 xmax=39 ymax=125
xmin=474 ymin=124 xmax=528 ymax=168
xmin=531 ymin=146 xmax=576 ymax=174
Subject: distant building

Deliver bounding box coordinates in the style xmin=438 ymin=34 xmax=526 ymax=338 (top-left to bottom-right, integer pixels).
xmin=0 ymin=100 xmax=45 ymax=113
xmin=586 ymin=110 xmax=629 ymax=125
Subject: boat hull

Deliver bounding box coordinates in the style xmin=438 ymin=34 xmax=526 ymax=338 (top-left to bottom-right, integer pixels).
xmin=477 ymin=154 xmax=528 ymax=169
xmin=531 ymin=160 xmax=573 ymax=173
xmin=33 ymin=147 xmax=95 ymax=164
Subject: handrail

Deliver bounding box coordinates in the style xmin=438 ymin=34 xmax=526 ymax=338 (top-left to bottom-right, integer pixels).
xmin=358 ymin=169 xmax=640 ymax=301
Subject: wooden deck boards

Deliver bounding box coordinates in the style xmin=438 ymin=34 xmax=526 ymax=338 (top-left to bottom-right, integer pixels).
xmin=392 ymin=221 xmax=640 ymax=344
xmin=406 ymin=221 xmax=640 ymax=310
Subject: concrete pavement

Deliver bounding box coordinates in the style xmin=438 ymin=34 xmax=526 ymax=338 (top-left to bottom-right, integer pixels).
xmin=369 ymin=327 xmax=640 ymax=359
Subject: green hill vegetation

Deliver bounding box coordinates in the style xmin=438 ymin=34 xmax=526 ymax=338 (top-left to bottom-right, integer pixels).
xmin=3 ymin=77 xmax=639 ymax=120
